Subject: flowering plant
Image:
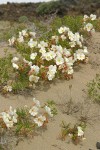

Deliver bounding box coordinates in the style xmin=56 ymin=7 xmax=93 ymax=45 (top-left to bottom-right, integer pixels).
xmin=61 ymin=121 xmax=86 ymax=145
xmin=0 ymin=98 xmax=57 ymax=135
xmin=1 ymin=14 xmax=97 ymax=93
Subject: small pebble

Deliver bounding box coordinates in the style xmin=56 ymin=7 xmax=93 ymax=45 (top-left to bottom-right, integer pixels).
xmin=96 ymin=142 xmax=100 ymax=149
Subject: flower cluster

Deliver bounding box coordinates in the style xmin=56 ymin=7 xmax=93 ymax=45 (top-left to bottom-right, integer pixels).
xmin=83 ymin=14 xmax=96 ymax=33
xmin=0 ymin=106 xmax=17 ymax=128
xmin=61 ymin=122 xmax=86 ymax=145
xmin=7 ymin=16 xmax=96 ymax=91
xmin=0 ymin=98 xmax=57 ymax=130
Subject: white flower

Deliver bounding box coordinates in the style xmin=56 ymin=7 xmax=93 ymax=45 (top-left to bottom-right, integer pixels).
xmin=63 ymin=48 xmax=71 ymax=57
xmin=29 ymin=32 xmax=36 ymax=38
xmin=74 ymin=32 xmax=80 ymax=42
xmin=58 ymin=27 xmax=69 ymax=34
xmin=31 ymin=65 xmax=40 ymax=75
xmin=83 ymin=46 xmax=89 ymax=55
xmin=28 ymin=39 xmax=37 ymax=48
xmin=90 ymin=14 xmax=96 ymax=21
xmin=77 ymin=41 xmax=82 ymax=47
xmin=17 ymin=35 xmax=24 ymax=43
xmin=69 ymin=41 xmax=76 ymax=48
xmin=77 ymin=126 xmax=84 ymax=137
xmin=38 ymin=41 xmax=48 ymax=48
xmin=11 ymin=57 xmax=19 ymax=63
xmin=67 ymin=66 xmax=74 ymax=75
xmin=65 ymin=57 xmax=74 ymax=67
xmin=33 ymin=98 xmax=41 ymax=107
xmin=83 ymin=15 xmax=89 ymax=22
xmin=20 ymin=30 xmax=28 ymax=37
xmin=12 ymin=63 xmax=19 ymax=69
xmin=29 ymin=75 xmax=39 ymax=83
xmin=51 ymin=35 xmax=59 ymax=43
xmin=61 ymin=35 xmax=66 ymax=41
xmin=56 ymin=45 xmax=63 ymax=54
xmin=68 ymin=31 xmax=74 ymax=41
xmin=45 ymin=106 xmax=53 ymax=117
xmin=34 ymin=115 xmax=46 ymax=127
xmin=43 ymin=51 xmax=56 ymax=61
xmin=48 ymin=65 xmax=57 ymax=73
xmin=8 ymin=37 xmax=16 ymax=46
xmin=30 ymin=53 xmax=37 ymax=60
xmin=39 ymin=47 xmax=46 ymax=54
xmin=1 ymin=107 xmax=18 ymax=128
xmin=3 ymin=85 xmax=12 ymax=92
xmin=47 ymin=65 xmax=57 ymax=80
xmin=23 ymin=58 xmax=32 ymax=66
xmin=75 ymin=49 xmax=85 ymax=61
xmin=84 ymin=23 xmax=93 ymax=32
xmin=29 ymin=106 xmax=39 ymax=117
xmin=55 ymin=56 xmax=64 ymax=65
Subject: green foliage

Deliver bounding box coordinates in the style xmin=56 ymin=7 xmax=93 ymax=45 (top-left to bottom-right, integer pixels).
xmin=91 ymin=19 xmax=100 ymax=32
xmin=0 ymin=54 xmax=12 ymax=84
xmin=16 ymin=108 xmax=35 ymax=135
xmin=0 ymin=22 xmax=27 ymax=42
xmin=87 ymin=74 xmax=100 ymax=104
xmin=18 ymin=16 xmax=29 ymax=23
xmin=36 ymin=1 xmax=61 ymax=15
xmin=51 ymin=16 xmax=83 ymax=33
xmin=61 ymin=121 xmax=86 ymax=144
xmin=46 ymin=100 xmax=58 ymax=116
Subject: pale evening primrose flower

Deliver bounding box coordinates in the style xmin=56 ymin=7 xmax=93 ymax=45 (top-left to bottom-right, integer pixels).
xmin=83 ymin=46 xmax=89 ymax=55
xmin=90 ymin=14 xmax=96 ymax=21
xmin=47 ymin=65 xmax=57 ymax=80
xmin=67 ymin=66 xmax=74 ymax=75
xmin=29 ymin=32 xmax=36 ymax=38
xmin=12 ymin=63 xmax=19 ymax=69
xmin=51 ymin=35 xmax=59 ymax=43
xmin=84 ymin=23 xmax=93 ymax=32
xmin=69 ymin=41 xmax=76 ymax=48
xmin=29 ymin=106 xmax=39 ymax=117
xmin=29 ymin=75 xmax=39 ymax=83
xmin=1 ymin=107 xmax=18 ymax=128
xmin=34 ymin=115 xmax=46 ymax=127
xmin=61 ymin=34 xmax=66 ymax=41
xmin=68 ymin=31 xmax=74 ymax=41
xmin=38 ymin=41 xmax=48 ymax=48
xmin=75 ymin=49 xmax=85 ymax=61
xmin=8 ymin=37 xmax=16 ymax=46
xmin=3 ymin=85 xmax=12 ymax=92
xmin=45 ymin=106 xmax=53 ymax=117
xmin=39 ymin=47 xmax=46 ymax=54
xmin=28 ymin=39 xmax=37 ymax=48
xmin=65 ymin=57 xmax=74 ymax=67
xmin=55 ymin=56 xmax=64 ymax=65
xmin=31 ymin=65 xmax=40 ymax=75
xmin=44 ymin=51 xmax=56 ymax=61
xmin=17 ymin=35 xmax=24 ymax=43
xmin=58 ymin=26 xmax=69 ymax=34
xmin=23 ymin=58 xmax=32 ymax=66
xmin=20 ymin=30 xmax=28 ymax=37
xmin=30 ymin=53 xmax=37 ymax=60
xmin=83 ymin=15 xmax=89 ymax=22
xmin=77 ymin=126 xmax=84 ymax=137
xmin=33 ymin=98 xmax=41 ymax=107
xmin=11 ymin=57 xmax=19 ymax=63
xmin=63 ymin=48 xmax=71 ymax=57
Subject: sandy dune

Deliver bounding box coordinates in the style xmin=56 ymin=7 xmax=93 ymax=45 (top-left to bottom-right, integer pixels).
xmin=0 ymin=32 xmax=100 ymax=150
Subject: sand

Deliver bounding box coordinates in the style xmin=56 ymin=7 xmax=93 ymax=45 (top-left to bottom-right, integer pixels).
xmin=0 ymin=30 xmax=100 ymax=150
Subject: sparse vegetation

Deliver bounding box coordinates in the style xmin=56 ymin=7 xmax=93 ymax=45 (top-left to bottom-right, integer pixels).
xmin=61 ymin=121 xmax=86 ymax=145
xmin=87 ymin=74 xmax=100 ymax=104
